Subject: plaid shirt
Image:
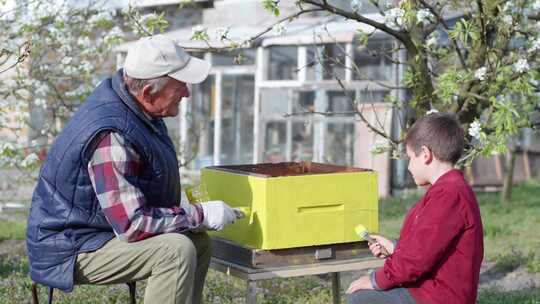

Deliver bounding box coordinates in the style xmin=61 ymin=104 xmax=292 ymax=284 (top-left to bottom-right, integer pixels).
xmin=87 ymin=131 xmax=203 ymax=242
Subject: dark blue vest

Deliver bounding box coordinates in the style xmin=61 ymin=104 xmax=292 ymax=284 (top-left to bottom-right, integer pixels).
xmin=26 ymin=69 xmax=182 ymax=291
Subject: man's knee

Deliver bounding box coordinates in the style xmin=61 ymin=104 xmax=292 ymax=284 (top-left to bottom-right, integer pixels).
xmin=157 ymin=233 xmax=197 ymax=265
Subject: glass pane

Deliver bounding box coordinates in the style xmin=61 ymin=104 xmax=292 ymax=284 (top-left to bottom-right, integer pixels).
xmin=189 ymin=75 xmax=215 ymax=170
xmin=264 ymin=121 xmax=287 ymax=162
xmin=325 ymin=123 xmax=355 ymax=166
xmin=261 ymin=88 xmax=289 ymax=116
xmin=322 ymin=43 xmax=346 ymax=80
xmin=293 ymin=91 xmax=315 ymax=113
xmin=353 ymin=39 xmax=393 ymax=81
xmin=305 ymin=44 xmax=346 ymax=81
xmin=220 ymin=75 xmax=255 ymax=164
xmin=268 ymin=46 xmax=298 ymax=80
xmin=327 ymin=90 xmax=355 ymax=113
xmin=292 ymin=122 xmax=314 ymax=161
xmin=305 ymin=46 xmax=322 ymax=81
xmin=357 ymin=89 xmax=389 ymax=103
xmin=212 ymin=48 xmax=255 ymax=66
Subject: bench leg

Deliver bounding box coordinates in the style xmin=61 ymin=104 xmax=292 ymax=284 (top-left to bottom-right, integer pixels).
xmin=31 ymin=282 xmax=39 ymax=304
xmin=48 ymin=287 xmax=54 ymax=304
xmin=331 ymin=272 xmax=340 ymax=304
xmin=127 ymin=282 xmax=137 ymax=304
xmin=246 ymin=280 xmax=257 ymax=304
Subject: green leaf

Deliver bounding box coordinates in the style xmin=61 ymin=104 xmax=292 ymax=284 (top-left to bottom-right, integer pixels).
xmin=262 ymin=0 xmax=280 ymax=16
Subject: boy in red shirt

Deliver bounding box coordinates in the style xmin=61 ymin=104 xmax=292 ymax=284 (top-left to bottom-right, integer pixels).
xmin=347 ymin=113 xmax=484 ymax=304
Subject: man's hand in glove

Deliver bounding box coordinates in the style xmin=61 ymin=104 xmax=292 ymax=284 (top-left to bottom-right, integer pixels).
xmin=199 ymin=200 xmax=237 ymax=231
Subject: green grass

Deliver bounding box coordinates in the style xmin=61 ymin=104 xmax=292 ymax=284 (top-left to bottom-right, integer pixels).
xmin=0 ymin=179 xmax=539 ymax=303
xmin=0 ymin=220 xmax=26 ymax=242
xmin=478 ymin=179 xmax=540 ymax=262
xmin=477 ymin=288 xmax=540 ymax=304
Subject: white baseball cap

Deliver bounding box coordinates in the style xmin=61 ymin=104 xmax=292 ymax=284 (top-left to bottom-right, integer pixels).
xmin=124 ymin=34 xmax=211 ymax=84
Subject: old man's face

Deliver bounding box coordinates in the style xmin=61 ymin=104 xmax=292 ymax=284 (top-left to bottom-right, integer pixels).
xmin=142 ymin=77 xmax=190 ymax=118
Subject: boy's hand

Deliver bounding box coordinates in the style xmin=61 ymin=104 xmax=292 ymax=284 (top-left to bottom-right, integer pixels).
xmin=369 ymin=235 xmax=395 ymax=258
xmin=346 ymin=275 xmax=373 ymax=294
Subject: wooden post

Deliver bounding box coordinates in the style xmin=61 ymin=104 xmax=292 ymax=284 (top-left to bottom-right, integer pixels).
xmin=213 ymin=72 xmax=222 ymax=165
xmin=246 ymin=281 xmax=257 ymax=304
xmin=331 ymin=272 xmax=341 ymax=304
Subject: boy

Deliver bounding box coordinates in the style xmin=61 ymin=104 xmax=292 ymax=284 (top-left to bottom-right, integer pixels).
xmin=347 ymin=113 xmax=484 ymax=304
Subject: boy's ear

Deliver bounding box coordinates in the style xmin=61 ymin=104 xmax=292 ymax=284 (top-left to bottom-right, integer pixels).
xmin=421 ymin=145 xmax=433 ymax=165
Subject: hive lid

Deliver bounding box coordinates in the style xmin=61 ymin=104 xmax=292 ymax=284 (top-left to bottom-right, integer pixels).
xmin=204 ymin=161 xmax=371 ymax=178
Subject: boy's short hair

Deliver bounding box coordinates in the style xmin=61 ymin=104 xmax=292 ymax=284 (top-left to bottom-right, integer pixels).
xmin=405 ymin=113 xmax=464 ymax=164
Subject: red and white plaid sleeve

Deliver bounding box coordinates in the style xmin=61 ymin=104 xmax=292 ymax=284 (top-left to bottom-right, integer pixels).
xmin=87 ymin=131 xmax=203 ymax=242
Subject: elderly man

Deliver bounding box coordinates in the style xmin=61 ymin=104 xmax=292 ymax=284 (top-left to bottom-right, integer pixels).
xmin=27 ymin=35 xmax=238 ymax=304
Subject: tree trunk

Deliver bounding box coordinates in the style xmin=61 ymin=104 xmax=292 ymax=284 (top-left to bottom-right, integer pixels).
xmin=406 ymin=47 xmax=435 ymax=115
xmin=500 ymin=146 xmax=518 ymax=204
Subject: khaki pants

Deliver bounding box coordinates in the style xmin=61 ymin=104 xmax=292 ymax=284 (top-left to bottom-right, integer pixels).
xmin=75 ymin=232 xmax=211 ymax=304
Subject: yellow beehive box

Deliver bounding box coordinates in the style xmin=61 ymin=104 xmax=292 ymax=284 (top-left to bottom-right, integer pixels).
xmin=201 ymin=162 xmax=378 ymax=250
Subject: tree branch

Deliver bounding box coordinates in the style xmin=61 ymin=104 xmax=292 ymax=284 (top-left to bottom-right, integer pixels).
xmin=301 ymin=0 xmax=415 ymax=50
xmin=418 ymin=0 xmax=468 ymax=70
xmin=183 ymin=8 xmax=325 ymax=52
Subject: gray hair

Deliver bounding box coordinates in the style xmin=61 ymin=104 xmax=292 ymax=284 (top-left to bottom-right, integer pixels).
xmin=123 ymin=70 xmax=170 ymax=97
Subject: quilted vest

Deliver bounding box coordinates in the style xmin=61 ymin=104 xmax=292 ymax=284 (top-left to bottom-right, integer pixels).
xmin=27 ymin=69 xmax=181 ymax=291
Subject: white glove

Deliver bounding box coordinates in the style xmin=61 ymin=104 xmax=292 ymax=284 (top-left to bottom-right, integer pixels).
xmin=199 ymin=200 xmax=237 ymax=231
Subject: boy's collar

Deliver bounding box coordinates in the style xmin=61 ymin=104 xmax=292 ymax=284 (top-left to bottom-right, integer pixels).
xmin=432 ymin=168 xmax=461 ymax=185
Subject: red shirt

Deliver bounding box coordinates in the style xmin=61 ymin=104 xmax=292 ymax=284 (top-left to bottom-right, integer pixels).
xmin=375 ymin=169 xmax=484 ymax=304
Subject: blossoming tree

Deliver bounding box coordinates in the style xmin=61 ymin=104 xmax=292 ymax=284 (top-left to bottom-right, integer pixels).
xmin=0 ymin=0 xmax=167 ymax=181
xmin=191 ymin=0 xmax=539 ymax=201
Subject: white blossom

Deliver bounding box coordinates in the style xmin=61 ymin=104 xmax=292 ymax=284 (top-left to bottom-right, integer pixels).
xmin=21 ymin=153 xmax=39 ymax=168
xmin=468 ymin=121 xmax=482 ymax=140
xmin=0 ymin=143 xmax=15 ymax=154
xmin=370 ymin=141 xmax=390 ymax=154
xmin=79 ymin=61 xmax=93 ymax=73
xmin=34 ymin=98 xmax=47 ymax=108
xmin=426 ymin=109 xmax=439 ymax=115
xmin=77 ymin=37 xmax=91 ymax=48
xmin=192 ymin=25 xmax=206 ymax=35
xmin=426 ymin=32 xmax=439 ymax=47
xmin=59 ymin=43 xmax=72 ymax=54
xmin=61 ymin=56 xmax=72 ymax=66
xmin=65 ymin=85 xmax=88 ymax=98
xmin=528 ymin=38 xmax=540 ymax=53
xmin=416 ymin=9 xmax=433 ymax=24
xmin=88 ymin=11 xmax=112 ymax=25
xmin=474 ymin=67 xmax=487 ymax=81
xmin=533 ymin=0 xmax=540 ymax=10
xmin=35 ymin=83 xmax=49 ymax=96
xmin=351 ymin=0 xmax=362 ymax=12
xmin=502 ymin=2 xmax=520 ymax=13
xmin=140 ymin=13 xmax=158 ymax=25
xmin=385 ymin=8 xmax=405 ymax=29
xmin=383 ymin=0 xmax=395 ymax=9
xmin=105 ymin=26 xmax=123 ymax=42
xmin=502 ymin=15 xmax=513 ymax=26
xmin=63 ymin=66 xmax=77 ymax=75
xmin=514 ymin=59 xmax=529 ymax=73
xmin=214 ymin=27 xmax=229 ymax=40
xmin=275 ymin=23 xmax=287 ymax=36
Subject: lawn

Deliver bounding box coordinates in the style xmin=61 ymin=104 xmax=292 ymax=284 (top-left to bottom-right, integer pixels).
xmin=0 ymin=179 xmax=538 ymax=303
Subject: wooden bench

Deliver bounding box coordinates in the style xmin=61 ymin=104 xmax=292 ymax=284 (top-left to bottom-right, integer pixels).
xmin=209 ymin=238 xmax=383 ymax=304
